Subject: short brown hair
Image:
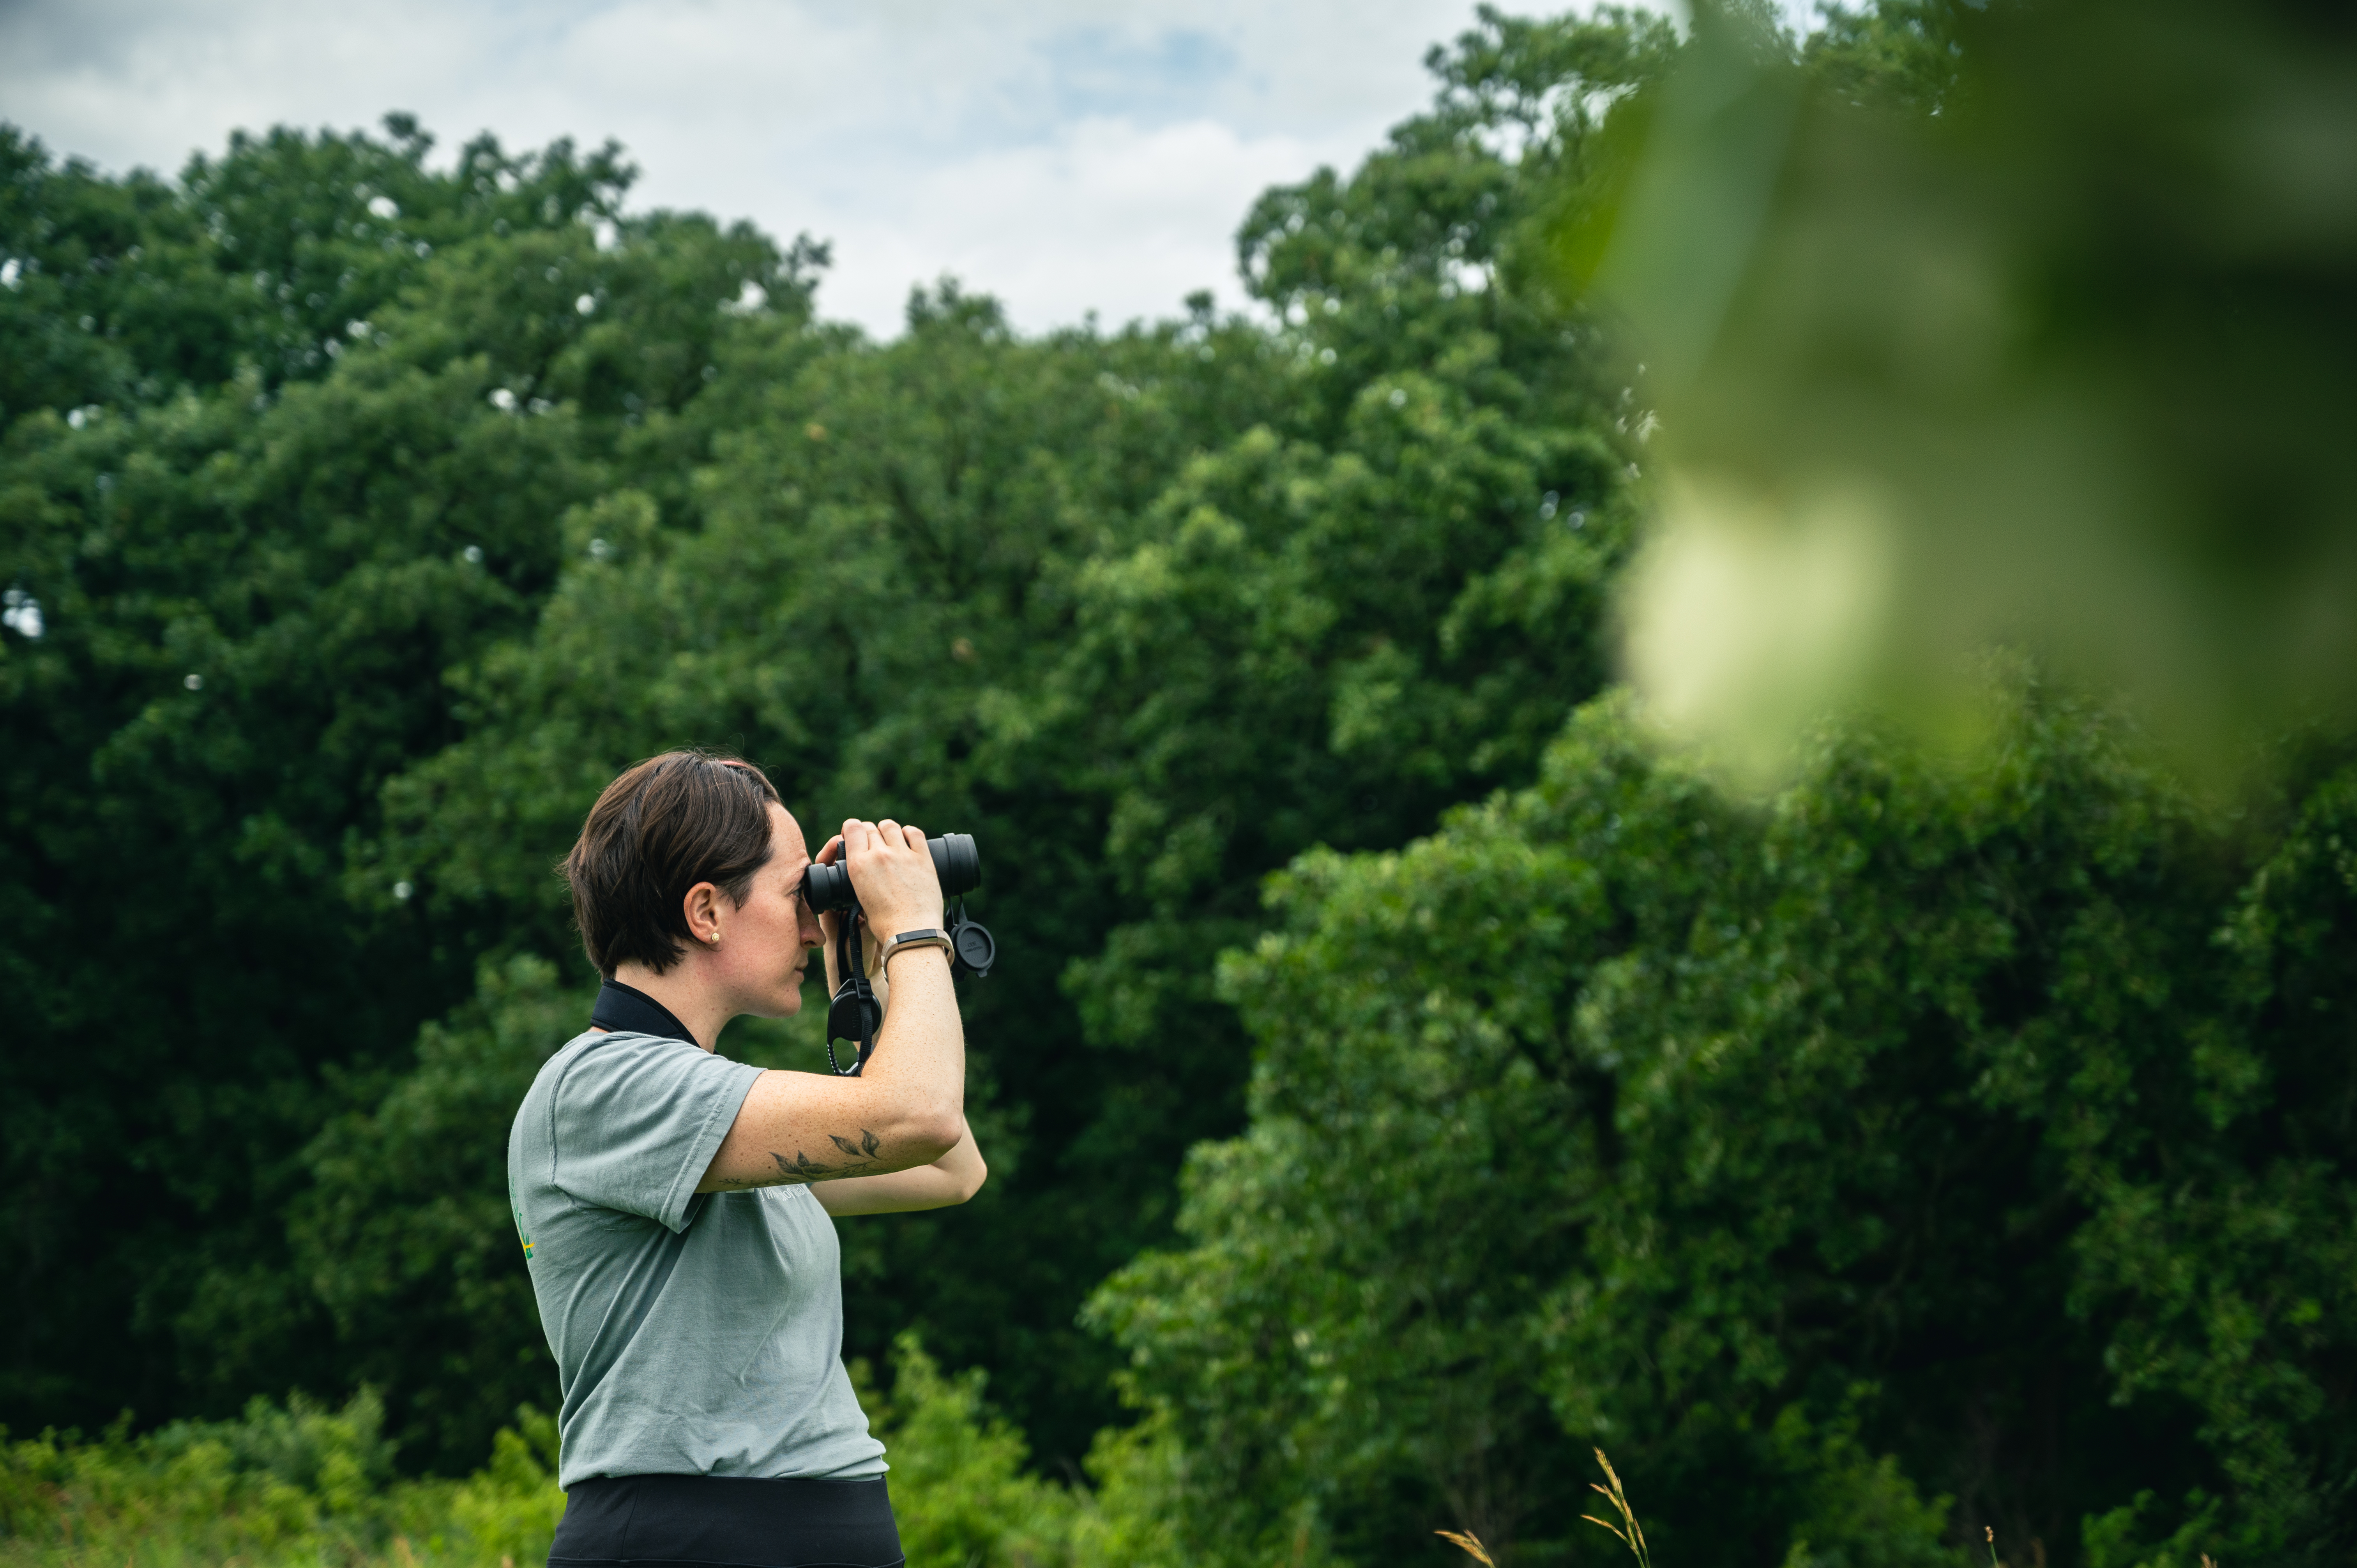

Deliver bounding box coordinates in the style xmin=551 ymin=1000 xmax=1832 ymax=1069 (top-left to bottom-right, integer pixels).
xmin=564 ymin=750 xmax=783 ymax=976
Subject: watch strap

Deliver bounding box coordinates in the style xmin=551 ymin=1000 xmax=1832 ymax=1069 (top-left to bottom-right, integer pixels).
xmin=880 ymin=929 xmax=952 ymax=967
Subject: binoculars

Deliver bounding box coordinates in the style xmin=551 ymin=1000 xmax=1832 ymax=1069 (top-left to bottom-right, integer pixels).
xmin=801 ymin=832 xmax=980 ymax=914
xmin=804 ymin=832 xmax=995 ymax=1075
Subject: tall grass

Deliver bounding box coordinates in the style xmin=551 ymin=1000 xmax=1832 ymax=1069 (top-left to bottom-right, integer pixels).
xmin=1437 ymin=1448 xmax=1649 ymax=1568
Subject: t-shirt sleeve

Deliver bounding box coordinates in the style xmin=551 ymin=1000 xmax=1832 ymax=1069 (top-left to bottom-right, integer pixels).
xmin=547 ymin=1034 xmax=764 ymax=1233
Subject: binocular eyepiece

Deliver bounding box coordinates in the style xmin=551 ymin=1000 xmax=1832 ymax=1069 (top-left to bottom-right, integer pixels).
xmin=802 ymin=832 xmax=981 ymax=914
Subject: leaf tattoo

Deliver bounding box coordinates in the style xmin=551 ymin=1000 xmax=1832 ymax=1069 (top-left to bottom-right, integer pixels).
xmin=765 ymin=1130 xmax=885 ymax=1185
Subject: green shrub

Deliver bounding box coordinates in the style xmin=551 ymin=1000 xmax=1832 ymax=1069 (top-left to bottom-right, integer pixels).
xmin=0 ymin=1392 xmax=559 ymax=1568
xmin=0 ymin=1348 xmax=1087 ymax=1568
xmin=1770 ymin=1401 xmax=1962 ymax=1568
xmin=859 ymin=1335 xmax=1082 ymax=1568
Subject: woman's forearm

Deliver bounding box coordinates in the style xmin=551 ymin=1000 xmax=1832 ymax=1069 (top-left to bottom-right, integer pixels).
xmin=812 ymin=1117 xmax=986 ymax=1216
xmin=929 ymin=1117 xmax=986 ymax=1197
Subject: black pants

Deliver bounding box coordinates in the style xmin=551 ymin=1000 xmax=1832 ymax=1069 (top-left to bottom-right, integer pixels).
xmin=549 ymin=1473 xmax=903 ymax=1568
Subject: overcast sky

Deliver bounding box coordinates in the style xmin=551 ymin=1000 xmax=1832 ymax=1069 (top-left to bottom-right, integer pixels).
xmin=0 ymin=1 xmax=1790 ymax=339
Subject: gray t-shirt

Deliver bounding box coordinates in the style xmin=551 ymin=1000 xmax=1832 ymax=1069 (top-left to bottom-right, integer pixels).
xmin=507 ymin=1028 xmax=887 ymax=1487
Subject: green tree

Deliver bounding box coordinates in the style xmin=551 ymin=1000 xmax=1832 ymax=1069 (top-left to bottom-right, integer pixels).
xmin=0 ymin=115 xmax=817 ymax=1459
xmin=314 ymin=5 xmax=1667 ymax=1468
xmin=1091 ymin=684 xmax=2357 ymax=1565
xmin=1079 ymin=4 xmax=2357 ymax=1556
xmin=0 ymin=116 xmax=634 ymax=424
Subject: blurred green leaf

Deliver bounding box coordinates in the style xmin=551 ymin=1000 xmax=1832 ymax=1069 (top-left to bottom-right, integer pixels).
xmin=1583 ymin=0 xmax=2357 ymax=788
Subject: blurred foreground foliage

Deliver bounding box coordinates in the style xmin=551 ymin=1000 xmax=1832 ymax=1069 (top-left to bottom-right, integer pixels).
xmin=3 ymin=2 xmax=2353 ymax=1566
xmin=1591 ymin=0 xmax=2357 ymax=788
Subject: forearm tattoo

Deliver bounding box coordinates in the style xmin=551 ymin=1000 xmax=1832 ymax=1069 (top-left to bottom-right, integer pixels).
xmin=711 ymin=1128 xmax=887 ymax=1188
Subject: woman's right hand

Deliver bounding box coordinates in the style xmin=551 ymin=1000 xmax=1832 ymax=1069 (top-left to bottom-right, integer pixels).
xmin=839 ymin=818 xmax=945 ymax=941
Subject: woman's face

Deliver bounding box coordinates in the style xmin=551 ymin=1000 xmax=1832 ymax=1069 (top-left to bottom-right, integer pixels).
xmin=712 ymin=803 xmax=823 ymax=1018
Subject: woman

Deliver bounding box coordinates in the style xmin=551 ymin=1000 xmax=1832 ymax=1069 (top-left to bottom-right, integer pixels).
xmin=509 ymin=750 xmax=985 ymax=1568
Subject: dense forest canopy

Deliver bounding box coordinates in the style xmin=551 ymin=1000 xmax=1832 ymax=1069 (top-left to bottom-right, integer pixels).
xmin=4 ymin=4 xmax=2353 ymax=1566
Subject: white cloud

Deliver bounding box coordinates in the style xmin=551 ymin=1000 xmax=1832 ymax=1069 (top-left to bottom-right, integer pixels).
xmin=820 ymin=115 xmax=1341 ymax=333
xmin=0 ymin=0 xmax=1823 ymax=337
xmin=2 ymin=0 xmax=1498 ymax=335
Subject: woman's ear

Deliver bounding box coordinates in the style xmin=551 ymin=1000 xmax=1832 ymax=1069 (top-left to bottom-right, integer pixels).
xmin=682 ymin=881 xmax=724 ymax=946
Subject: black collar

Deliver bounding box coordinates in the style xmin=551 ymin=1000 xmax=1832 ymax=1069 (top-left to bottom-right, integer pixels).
xmin=591 ymin=977 xmax=699 ymax=1046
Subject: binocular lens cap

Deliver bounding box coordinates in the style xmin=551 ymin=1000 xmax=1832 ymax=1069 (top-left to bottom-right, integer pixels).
xmin=827 ymin=986 xmax=882 ymax=1043
xmin=953 ymin=923 xmax=996 ymax=973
